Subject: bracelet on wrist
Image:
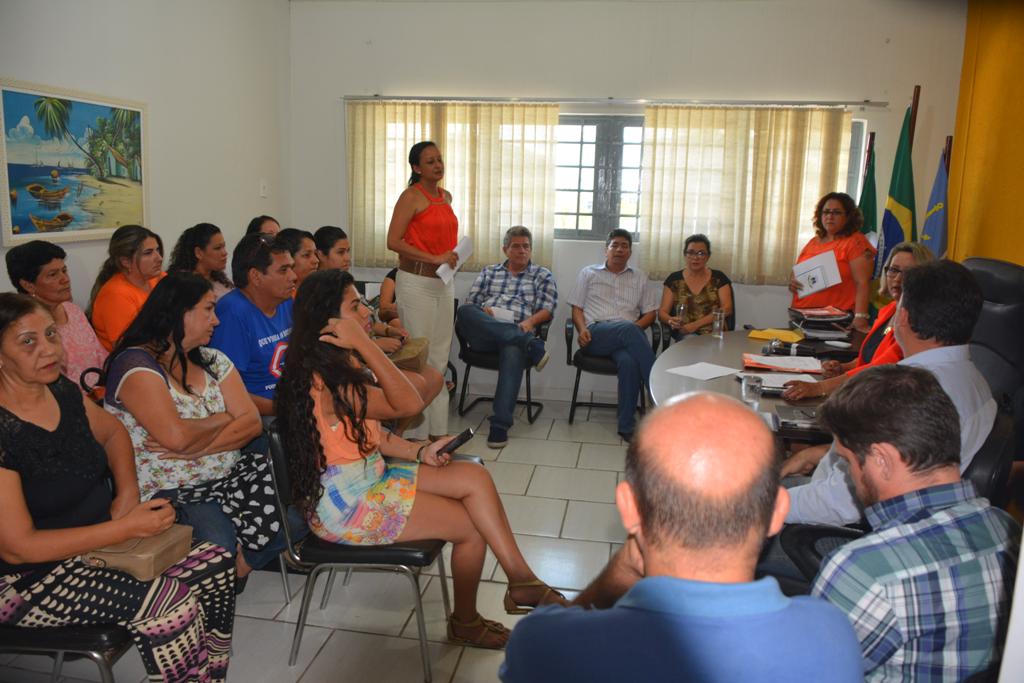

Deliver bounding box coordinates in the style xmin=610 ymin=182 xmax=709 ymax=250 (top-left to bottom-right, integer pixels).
xmin=415 ymin=445 xmax=426 ymax=463
xmin=854 ymin=313 xmax=869 ymax=319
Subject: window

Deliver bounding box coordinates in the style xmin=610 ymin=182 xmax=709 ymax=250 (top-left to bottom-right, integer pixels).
xmin=555 ymin=115 xmax=644 ymax=240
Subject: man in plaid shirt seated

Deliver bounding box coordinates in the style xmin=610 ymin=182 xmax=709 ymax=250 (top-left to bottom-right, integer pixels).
xmin=812 ymin=364 xmax=1020 ymax=682
xmin=455 ymin=226 xmax=557 ymax=448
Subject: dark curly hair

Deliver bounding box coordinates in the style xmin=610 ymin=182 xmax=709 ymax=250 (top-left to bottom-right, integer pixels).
xmin=106 ymin=272 xmax=218 ymax=395
xmin=5 ymin=240 xmax=66 ymax=292
xmin=168 ymin=223 xmax=233 ymax=290
xmin=812 ymin=192 xmax=863 ymax=239
xmin=276 ymin=269 xmax=373 ymax=514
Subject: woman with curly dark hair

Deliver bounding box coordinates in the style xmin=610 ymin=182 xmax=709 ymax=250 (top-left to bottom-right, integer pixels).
xmin=103 ymin=272 xmax=284 ymax=581
xmin=277 ymin=269 xmax=566 ymax=649
xmin=789 ymin=191 xmax=876 ymax=333
xmin=168 ymin=222 xmax=234 ymax=299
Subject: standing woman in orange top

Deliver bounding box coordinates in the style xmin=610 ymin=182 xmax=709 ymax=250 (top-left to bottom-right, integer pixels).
xmin=789 ymin=192 xmax=875 ymax=334
xmin=387 ymin=141 xmax=460 ymax=439
xmin=88 ymin=225 xmax=165 ymax=350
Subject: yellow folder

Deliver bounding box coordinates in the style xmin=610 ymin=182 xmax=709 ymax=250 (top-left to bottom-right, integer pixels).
xmin=747 ymin=328 xmax=805 ymax=343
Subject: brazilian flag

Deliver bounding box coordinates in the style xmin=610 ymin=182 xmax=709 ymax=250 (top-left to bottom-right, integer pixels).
xmin=875 ymin=107 xmax=917 ymax=279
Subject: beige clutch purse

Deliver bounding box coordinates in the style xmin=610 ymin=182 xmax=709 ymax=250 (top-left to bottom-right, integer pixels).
xmin=388 ymin=337 xmax=429 ymax=372
xmin=82 ymin=524 xmax=193 ymax=581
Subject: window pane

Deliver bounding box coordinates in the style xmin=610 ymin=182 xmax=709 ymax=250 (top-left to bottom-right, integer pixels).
xmin=558 ymin=125 xmax=582 ymax=142
xmin=622 ymin=145 xmax=642 ymax=168
xmin=583 ymin=125 xmax=597 ymax=143
xmin=555 ymin=214 xmax=577 ymax=230
xmin=619 ymin=216 xmax=637 ymax=231
xmin=621 ymin=169 xmax=641 ymax=193
xmin=556 ymin=167 xmax=580 ymax=189
xmin=557 ymin=143 xmax=581 ymax=166
xmin=556 ymin=191 xmax=579 ymax=213
xmin=580 ymin=167 xmax=595 ymax=191
xmin=620 ymin=192 xmax=639 ymax=215
xmin=578 ymin=214 xmax=592 ymax=231
xmin=581 ymin=144 xmax=596 ymax=166
xmin=623 ymin=127 xmax=643 ymax=144
xmin=579 ymin=192 xmax=594 ymax=213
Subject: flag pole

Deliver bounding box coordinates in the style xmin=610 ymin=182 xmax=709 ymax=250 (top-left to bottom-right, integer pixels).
xmin=908 ymin=85 xmax=921 ymax=150
xmin=943 ymin=135 xmax=953 ymax=173
xmin=864 ymin=132 xmax=876 ymax=176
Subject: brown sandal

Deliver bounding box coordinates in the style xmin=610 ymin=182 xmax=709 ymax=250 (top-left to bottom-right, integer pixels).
xmin=447 ymin=613 xmax=510 ymax=650
xmin=503 ymin=580 xmax=567 ymax=615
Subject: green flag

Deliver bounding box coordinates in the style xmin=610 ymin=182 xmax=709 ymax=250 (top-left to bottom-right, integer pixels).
xmin=858 ymin=147 xmax=877 ymax=240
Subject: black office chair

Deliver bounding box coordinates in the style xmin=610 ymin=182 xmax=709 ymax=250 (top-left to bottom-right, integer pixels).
xmin=266 ymin=422 xmax=450 ymax=682
xmin=0 ymin=624 xmax=132 ymax=683
xmin=564 ymin=320 xmax=661 ymax=424
xmin=962 ymin=412 xmax=1016 ymax=508
xmin=963 ymin=257 xmax=1024 ymax=455
xmin=454 ymin=312 xmax=549 ymax=423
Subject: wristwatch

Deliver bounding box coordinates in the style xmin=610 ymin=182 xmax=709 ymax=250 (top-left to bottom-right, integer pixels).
xmin=854 ymin=313 xmax=869 ymax=319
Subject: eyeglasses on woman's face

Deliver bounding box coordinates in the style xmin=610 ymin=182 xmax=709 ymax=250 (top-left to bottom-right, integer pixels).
xmin=884 ymin=266 xmax=906 ymax=278
xmin=821 ymin=209 xmax=847 ymax=217
xmin=685 ymin=250 xmax=708 ymax=258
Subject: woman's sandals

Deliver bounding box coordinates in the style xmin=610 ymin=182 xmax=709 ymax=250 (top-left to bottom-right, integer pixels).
xmin=447 ymin=613 xmax=510 ymax=650
xmin=503 ymin=579 xmax=568 ymax=615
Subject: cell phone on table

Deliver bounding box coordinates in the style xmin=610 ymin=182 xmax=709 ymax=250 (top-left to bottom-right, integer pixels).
xmin=438 ymin=428 xmax=475 ymax=455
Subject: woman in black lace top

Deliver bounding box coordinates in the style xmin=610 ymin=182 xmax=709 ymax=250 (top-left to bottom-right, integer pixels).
xmin=0 ymin=293 xmax=235 ymax=683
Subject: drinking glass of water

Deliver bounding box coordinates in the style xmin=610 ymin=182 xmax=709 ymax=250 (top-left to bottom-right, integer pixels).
xmin=711 ymin=308 xmax=725 ymax=339
xmin=741 ymin=375 xmax=763 ymax=410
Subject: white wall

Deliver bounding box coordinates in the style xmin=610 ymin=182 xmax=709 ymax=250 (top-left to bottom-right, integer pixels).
xmin=290 ymin=0 xmax=966 ymax=400
xmin=0 ymin=0 xmax=291 ymax=304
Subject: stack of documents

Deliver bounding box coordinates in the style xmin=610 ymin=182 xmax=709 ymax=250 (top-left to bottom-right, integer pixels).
xmin=742 ymin=354 xmax=823 ymax=374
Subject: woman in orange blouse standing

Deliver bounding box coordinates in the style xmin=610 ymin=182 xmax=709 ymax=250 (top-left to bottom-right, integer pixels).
xmin=88 ymin=225 xmax=165 ymax=350
xmin=387 ymin=141 xmax=460 ymax=439
xmin=789 ymin=192 xmax=875 ymax=334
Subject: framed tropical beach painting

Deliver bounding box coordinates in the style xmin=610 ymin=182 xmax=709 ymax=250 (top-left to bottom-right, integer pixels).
xmin=0 ymin=79 xmax=148 ymax=245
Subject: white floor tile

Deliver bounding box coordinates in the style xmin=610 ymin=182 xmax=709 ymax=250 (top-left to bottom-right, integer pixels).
xmin=4 ymin=647 xmax=145 ymax=682
xmin=497 ymin=438 xmax=579 ymax=467
xmin=499 ymin=494 xmax=567 ymax=537
xmin=507 ymin=417 xmax=553 ymax=439
xmin=235 ymin=567 xmax=307 ymax=619
xmin=491 ymin=535 xmax=610 ymax=591
xmin=276 ymin=570 xmax=421 ymax=636
xmin=526 ymin=466 xmax=617 ymax=504
xmin=548 ymin=419 xmax=622 ymax=445
xmin=577 ymin=443 xmax=627 ymax=471
xmin=518 ymin=399 xmax=573 ymax=421
xmin=561 ymin=501 xmax=627 ymax=543
xmin=586 ymin=406 xmax=620 ymax=423
xmin=298 ymin=629 xmax=461 ymax=683
xmin=0 ymin=667 xmax=64 ymax=683
xmin=451 ymin=646 xmax=506 ymax=683
xmin=483 ymin=461 xmax=535 ymax=495
xmin=453 ymin=431 xmax=502 ymax=460
xmin=228 ymin=615 xmax=332 ymax=682
xmin=423 ymin=543 xmax=498 ymax=581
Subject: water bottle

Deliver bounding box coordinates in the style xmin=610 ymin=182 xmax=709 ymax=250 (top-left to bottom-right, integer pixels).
xmin=711 ymin=308 xmax=724 ymax=339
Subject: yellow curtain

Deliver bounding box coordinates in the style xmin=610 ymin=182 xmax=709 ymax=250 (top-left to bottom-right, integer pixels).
xmin=639 ymin=106 xmax=851 ymax=282
xmin=948 ymin=0 xmax=1024 ymax=264
xmin=346 ymin=101 xmax=559 ymax=269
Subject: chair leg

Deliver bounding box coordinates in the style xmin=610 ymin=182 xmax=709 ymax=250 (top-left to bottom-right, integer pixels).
xmin=457 ymin=364 xmax=473 ymax=416
xmin=320 ymin=568 xmax=338 ymax=610
xmin=343 ymin=567 xmax=353 ymax=586
xmin=278 ymin=554 xmax=291 ymax=604
xmin=436 ymin=551 xmax=452 ymax=620
xmin=402 ymin=567 xmax=432 ymax=683
xmin=82 ymin=651 xmax=116 ymax=683
xmin=524 ymin=371 xmax=543 ymax=424
xmin=289 ymin=566 xmax=326 ymax=666
xmin=50 ymin=652 xmax=64 ymax=683
xmin=569 ymin=368 xmax=583 ymax=424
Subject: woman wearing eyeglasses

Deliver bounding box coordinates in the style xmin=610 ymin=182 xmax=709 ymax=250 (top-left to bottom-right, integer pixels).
xmin=789 ymin=192 xmax=875 ymax=333
xmin=658 ymin=234 xmax=733 ymax=341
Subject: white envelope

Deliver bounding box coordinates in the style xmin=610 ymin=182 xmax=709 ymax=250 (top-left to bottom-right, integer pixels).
xmin=793 ymin=250 xmax=841 ymax=297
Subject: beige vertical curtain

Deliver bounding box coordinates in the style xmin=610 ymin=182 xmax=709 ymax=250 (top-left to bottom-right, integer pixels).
xmin=639 ymin=106 xmax=852 ymax=283
xmin=347 ymin=100 xmax=559 ymax=269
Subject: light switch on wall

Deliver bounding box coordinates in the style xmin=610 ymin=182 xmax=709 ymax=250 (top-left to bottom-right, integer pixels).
xmin=259 ymin=178 xmax=268 ymax=198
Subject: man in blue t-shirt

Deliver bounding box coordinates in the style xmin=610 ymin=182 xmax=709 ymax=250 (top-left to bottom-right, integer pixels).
xmin=500 ymin=393 xmax=863 ymax=683
xmin=210 ymin=233 xmax=297 ymax=416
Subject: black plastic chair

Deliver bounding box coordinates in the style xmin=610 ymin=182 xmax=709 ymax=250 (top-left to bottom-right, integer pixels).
xmin=266 ymin=422 xmax=450 ymax=681
xmin=0 ymin=624 xmax=132 ymax=683
xmin=454 ymin=312 xmax=550 ymax=423
xmin=564 ymin=320 xmax=660 ymax=424
xmin=962 ymin=412 xmax=1016 ymax=508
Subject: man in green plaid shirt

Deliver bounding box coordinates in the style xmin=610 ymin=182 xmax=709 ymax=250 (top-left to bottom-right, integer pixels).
xmin=811 ymin=365 xmax=1020 ymax=682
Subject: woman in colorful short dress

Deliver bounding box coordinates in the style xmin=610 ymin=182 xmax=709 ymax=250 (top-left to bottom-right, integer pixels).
xmin=0 ymin=292 xmax=234 ymax=683
xmin=657 ymin=233 xmax=734 ymax=341
xmin=277 ymin=269 xmax=566 ymax=649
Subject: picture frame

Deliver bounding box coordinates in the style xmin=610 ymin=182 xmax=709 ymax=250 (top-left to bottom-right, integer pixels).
xmin=1 ymin=78 xmax=148 ymax=245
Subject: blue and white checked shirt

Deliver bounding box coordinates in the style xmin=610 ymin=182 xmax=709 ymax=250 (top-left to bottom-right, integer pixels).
xmin=812 ymin=482 xmax=1021 ymax=682
xmin=466 ymin=260 xmax=557 ymax=323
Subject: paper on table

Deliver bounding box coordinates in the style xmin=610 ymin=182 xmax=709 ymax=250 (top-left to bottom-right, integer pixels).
xmin=436 ymin=236 xmax=474 ymax=285
xmin=491 ymin=307 xmax=515 ymax=322
xmin=665 ymin=362 xmax=740 ymax=381
xmin=737 ymin=372 xmax=817 ymax=389
xmin=792 ymin=250 xmax=841 ymax=297
xmin=742 ymin=353 xmax=823 ymax=373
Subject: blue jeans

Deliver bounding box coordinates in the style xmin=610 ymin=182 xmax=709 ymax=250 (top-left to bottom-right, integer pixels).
xmin=583 ymin=320 xmax=655 ymax=435
xmin=455 ymin=304 xmax=536 ymax=431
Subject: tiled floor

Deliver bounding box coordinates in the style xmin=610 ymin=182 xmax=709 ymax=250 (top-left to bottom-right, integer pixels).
xmin=0 ymin=398 xmax=627 ymax=683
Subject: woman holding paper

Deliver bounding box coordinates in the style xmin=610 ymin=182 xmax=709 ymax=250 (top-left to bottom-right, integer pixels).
xmin=387 ymin=141 xmax=459 ymax=438
xmin=782 ymin=241 xmax=933 ymax=402
xmin=789 ymin=192 xmax=875 ymax=333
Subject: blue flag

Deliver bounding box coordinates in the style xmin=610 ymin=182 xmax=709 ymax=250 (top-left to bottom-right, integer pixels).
xmin=920 ymin=150 xmax=948 ymax=257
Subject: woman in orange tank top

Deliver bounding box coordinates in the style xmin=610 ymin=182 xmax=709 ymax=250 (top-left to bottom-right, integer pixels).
xmin=387 ymin=141 xmax=460 ymax=439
